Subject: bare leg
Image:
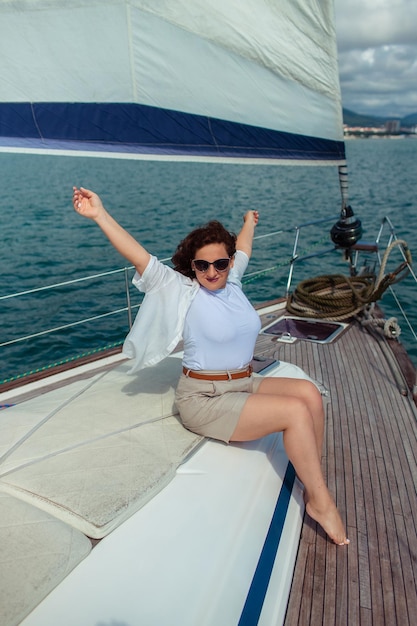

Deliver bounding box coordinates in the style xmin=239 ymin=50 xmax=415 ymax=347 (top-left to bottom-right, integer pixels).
xmin=230 ymin=384 xmax=349 ymax=545
xmin=257 ymin=378 xmax=325 ymax=456
xmin=256 ymin=378 xmax=325 ymax=507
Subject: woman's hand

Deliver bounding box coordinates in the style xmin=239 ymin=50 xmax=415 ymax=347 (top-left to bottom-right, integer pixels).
xmin=72 ymin=186 xmax=151 ymax=274
xmin=243 ymin=210 xmax=259 ymax=226
xmin=72 ymin=186 xmax=104 ymax=220
xmin=236 ymin=210 xmax=259 ymax=257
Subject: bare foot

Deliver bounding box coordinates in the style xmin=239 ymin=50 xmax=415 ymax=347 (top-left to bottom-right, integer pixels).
xmin=306 ymin=501 xmax=350 ymax=545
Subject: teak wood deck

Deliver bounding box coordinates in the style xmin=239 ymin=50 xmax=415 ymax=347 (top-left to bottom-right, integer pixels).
xmin=255 ymin=310 xmax=417 ymax=625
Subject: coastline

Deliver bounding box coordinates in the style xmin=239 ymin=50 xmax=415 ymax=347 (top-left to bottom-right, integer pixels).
xmin=344 ymin=129 xmax=417 ymax=139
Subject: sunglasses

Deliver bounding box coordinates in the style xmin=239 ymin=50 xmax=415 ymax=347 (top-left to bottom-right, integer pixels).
xmin=192 ymin=258 xmax=231 ymax=273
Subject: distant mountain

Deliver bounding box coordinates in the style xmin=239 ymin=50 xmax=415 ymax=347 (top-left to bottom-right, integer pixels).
xmin=342 ymin=108 xmax=417 ymax=128
xmin=401 ymin=112 xmax=417 ymax=126
xmin=343 ymin=108 xmax=391 ymax=127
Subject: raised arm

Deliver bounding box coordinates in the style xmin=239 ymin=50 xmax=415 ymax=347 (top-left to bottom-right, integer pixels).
xmin=72 ymin=187 xmax=151 ymax=276
xmin=236 ymin=210 xmax=259 ymax=258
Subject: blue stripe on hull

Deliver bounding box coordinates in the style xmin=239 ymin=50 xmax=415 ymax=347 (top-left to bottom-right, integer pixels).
xmin=238 ymin=462 xmax=297 ymax=626
xmin=0 ymin=102 xmax=345 ymax=162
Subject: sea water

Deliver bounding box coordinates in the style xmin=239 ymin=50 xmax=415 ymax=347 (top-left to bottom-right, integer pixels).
xmin=1 ymin=138 xmax=417 ymax=382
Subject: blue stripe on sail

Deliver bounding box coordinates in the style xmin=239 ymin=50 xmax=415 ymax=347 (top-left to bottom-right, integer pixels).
xmin=0 ymin=102 xmax=345 ymax=161
xmin=238 ymin=462 xmax=297 ymax=626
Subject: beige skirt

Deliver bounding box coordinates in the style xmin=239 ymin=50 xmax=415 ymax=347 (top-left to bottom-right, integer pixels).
xmin=175 ymin=372 xmax=263 ymax=443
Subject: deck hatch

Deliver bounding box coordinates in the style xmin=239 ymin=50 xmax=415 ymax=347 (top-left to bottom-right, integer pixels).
xmin=262 ymin=316 xmax=347 ymax=344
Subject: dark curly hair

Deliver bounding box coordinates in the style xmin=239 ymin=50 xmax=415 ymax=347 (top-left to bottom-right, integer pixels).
xmin=172 ymin=220 xmax=236 ymax=278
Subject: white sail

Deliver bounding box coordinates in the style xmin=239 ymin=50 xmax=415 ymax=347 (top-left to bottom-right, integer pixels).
xmin=0 ymin=0 xmax=345 ymax=163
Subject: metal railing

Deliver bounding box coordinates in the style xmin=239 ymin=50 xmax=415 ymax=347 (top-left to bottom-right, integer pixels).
xmin=376 ymin=217 xmax=417 ymax=342
xmin=1 ymin=218 xmax=416 ymax=382
xmin=284 ymin=215 xmax=417 ymax=347
xmin=0 ymin=267 xmax=137 ymax=349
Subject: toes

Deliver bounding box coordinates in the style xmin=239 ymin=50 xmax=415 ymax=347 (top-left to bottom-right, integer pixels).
xmin=337 ymin=537 xmax=350 ymax=546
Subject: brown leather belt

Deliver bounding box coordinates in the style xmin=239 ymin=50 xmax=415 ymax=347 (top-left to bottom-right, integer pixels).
xmin=182 ymin=365 xmax=253 ymax=381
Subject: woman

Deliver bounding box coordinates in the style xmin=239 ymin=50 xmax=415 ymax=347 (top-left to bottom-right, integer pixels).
xmin=72 ymin=186 xmax=349 ymax=546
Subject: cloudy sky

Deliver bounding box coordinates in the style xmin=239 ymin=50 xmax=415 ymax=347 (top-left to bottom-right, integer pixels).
xmin=334 ymin=0 xmax=417 ymax=118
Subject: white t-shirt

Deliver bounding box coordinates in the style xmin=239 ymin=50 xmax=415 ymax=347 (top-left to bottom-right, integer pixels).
xmin=123 ymin=249 xmax=258 ymax=372
xmin=182 ymin=282 xmax=261 ymax=370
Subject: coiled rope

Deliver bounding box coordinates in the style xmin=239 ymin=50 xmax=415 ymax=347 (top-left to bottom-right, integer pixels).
xmin=286 ymin=239 xmax=412 ymax=323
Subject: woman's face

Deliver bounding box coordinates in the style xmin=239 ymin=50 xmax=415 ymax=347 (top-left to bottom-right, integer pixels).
xmin=191 ymin=242 xmax=234 ymax=291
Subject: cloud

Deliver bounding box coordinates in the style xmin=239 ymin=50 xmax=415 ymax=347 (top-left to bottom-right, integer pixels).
xmin=335 ymin=0 xmax=417 ymax=117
